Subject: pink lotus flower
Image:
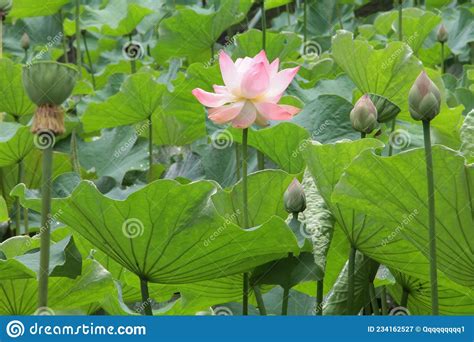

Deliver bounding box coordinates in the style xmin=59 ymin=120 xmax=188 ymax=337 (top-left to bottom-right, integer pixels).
xmin=192 ymin=50 xmax=300 ymax=128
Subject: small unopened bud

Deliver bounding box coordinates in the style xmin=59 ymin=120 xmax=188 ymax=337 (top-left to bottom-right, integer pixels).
xmin=437 ymin=24 xmax=448 ymax=43
xmin=408 ymin=71 xmax=441 ymax=121
xmin=350 ymin=94 xmax=378 ymax=134
xmin=284 ymin=179 xmax=306 ymax=214
xmin=21 ymin=32 xmax=30 ymax=50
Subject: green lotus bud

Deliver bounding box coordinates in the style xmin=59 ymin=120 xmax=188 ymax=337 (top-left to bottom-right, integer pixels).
xmin=284 ymin=179 xmax=306 ymax=214
xmin=408 ymin=71 xmax=441 ymax=121
xmin=0 ymin=0 xmax=12 ymax=17
xmin=350 ymin=94 xmax=378 ymax=134
xmin=22 ymin=61 xmax=78 ymax=135
xmin=21 ymin=32 xmax=30 ymax=50
xmin=437 ymin=24 xmax=448 ymax=43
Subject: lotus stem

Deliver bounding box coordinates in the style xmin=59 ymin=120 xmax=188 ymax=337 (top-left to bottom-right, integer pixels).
xmin=400 ymin=287 xmax=409 ymax=308
xmin=388 ymin=119 xmax=396 ymax=156
xmin=148 ymin=116 xmax=153 ymax=182
xmin=368 ymin=282 xmax=379 ymax=315
xmin=0 ymin=17 xmax=3 ymax=58
xmin=81 ymin=31 xmax=96 ymax=89
xmin=14 ymin=160 xmax=24 ymax=235
xmin=361 ymin=132 xmax=366 ymax=139
xmin=235 ymin=144 xmax=240 ymax=180
xmin=303 ymin=0 xmax=307 ymax=46
xmin=70 ymin=129 xmax=81 ymax=175
xmin=23 ymin=203 xmax=29 ymax=235
xmin=242 ymin=128 xmax=249 ymax=315
xmin=59 ymin=9 xmax=69 ymax=63
xmin=261 ymin=0 xmax=266 ymax=49
xmin=140 ymin=278 xmax=153 ymax=316
xmin=129 ymin=34 xmax=137 ymax=74
xmin=75 ymin=0 xmax=82 ymax=76
xmin=347 ymin=246 xmax=356 ymax=315
xmin=38 ymin=144 xmax=53 ymax=308
xmin=286 ymin=4 xmax=291 ymax=26
xmin=398 ymin=0 xmax=403 ymax=41
xmin=316 ymin=279 xmax=323 ymax=315
xmin=253 ymin=285 xmax=267 ymax=315
xmin=281 ymin=287 xmax=290 ymax=315
xmin=422 ymin=120 xmax=439 ymax=315
xmin=380 ymin=286 xmax=388 ymax=315
xmin=441 ymin=42 xmax=445 ymax=74
xmin=336 ymin=1 xmax=343 ymax=30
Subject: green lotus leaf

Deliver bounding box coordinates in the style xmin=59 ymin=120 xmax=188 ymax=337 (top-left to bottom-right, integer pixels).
xmin=13 ymin=179 xmax=300 ymax=285
xmin=0 ymin=196 xmax=7 ymax=222
xmin=153 ymin=0 xmax=252 ymax=64
xmin=368 ymin=93 xmax=401 ymax=123
xmin=460 ymin=109 xmax=474 ymax=163
xmin=0 ymin=122 xmax=34 ymax=168
xmin=22 ymin=61 xmax=78 ymax=106
xmin=9 ymin=0 xmax=67 ymax=18
xmin=332 ymin=146 xmax=474 ymax=288
xmin=441 ymin=7 xmax=474 ymax=56
xmin=0 ymin=59 xmax=35 ymax=116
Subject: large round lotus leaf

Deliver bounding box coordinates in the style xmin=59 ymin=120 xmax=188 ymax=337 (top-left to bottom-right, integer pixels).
xmin=22 ymin=61 xmax=78 ymax=106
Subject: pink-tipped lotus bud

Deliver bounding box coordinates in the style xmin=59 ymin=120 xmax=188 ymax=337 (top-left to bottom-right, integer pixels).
xmin=408 ymin=71 xmax=441 ymax=121
xmin=350 ymin=94 xmax=378 ymax=134
xmin=21 ymin=32 xmax=30 ymax=50
xmin=437 ymin=24 xmax=448 ymax=43
xmin=284 ymin=179 xmax=306 ymax=214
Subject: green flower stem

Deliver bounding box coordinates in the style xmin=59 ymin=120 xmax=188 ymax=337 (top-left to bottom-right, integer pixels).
xmin=441 ymin=42 xmax=445 ymax=74
xmin=242 ymin=128 xmax=249 ymax=315
xmin=261 ymin=0 xmax=266 ymax=49
xmin=316 ymin=279 xmax=324 ymax=315
xmin=81 ymin=31 xmax=96 ymax=89
xmin=38 ymin=145 xmax=53 ymax=308
xmin=75 ymin=0 xmax=82 ymax=77
xmin=400 ymin=287 xmax=409 ymax=308
xmin=303 ymin=0 xmax=307 ymax=46
xmin=368 ymin=282 xmax=379 ymax=315
xmin=140 ymin=278 xmax=153 ymax=316
xmin=59 ymin=9 xmax=69 ymax=63
xmin=361 ymin=132 xmax=366 ymax=139
xmin=336 ymin=2 xmax=343 ymax=30
xmin=252 ymin=285 xmax=267 ymax=315
xmin=235 ymin=144 xmax=240 ymax=180
xmin=70 ymin=129 xmax=81 ymax=175
xmin=388 ymin=119 xmax=396 ymax=156
xmin=380 ymin=286 xmax=388 ymax=315
xmin=422 ymin=120 xmax=439 ymax=315
xmin=0 ymin=17 xmax=3 ymax=58
xmin=281 ymin=287 xmax=290 ymax=315
xmin=14 ymin=160 xmax=25 ymax=235
xmin=129 ymin=35 xmax=137 ymax=74
xmin=23 ymin=204 xmax=29 ymax=235
xmin=347 ymin=246 xmax=356 ymax=315
xmin=398 ymin=0 xmax=403 ymax=41
xmin=148 ymin=116 xmax=153 ymax=183
xmin=286 ymin=4 xmax=291 ymax=26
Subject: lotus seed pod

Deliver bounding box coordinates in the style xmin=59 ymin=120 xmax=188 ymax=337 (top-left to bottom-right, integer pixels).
xmin=0 ymin=0 xmax=12 ymax=17
xmin=350 ymin=94 xmax=378 ymax=134
xmin=22 ymin=61 xmax=78 ymax=106
xmin=408 ymin=71 xmax=441 ymax=121
xmin=284 ymin=179 xmax=306 ymax=214
xmin=437 ymin=24 xmax=448 ymax=43
xmin=21 ymin=32 xmax=30 ymax=50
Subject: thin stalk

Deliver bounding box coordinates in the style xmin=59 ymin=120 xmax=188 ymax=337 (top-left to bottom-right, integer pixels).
xmin=398 ymin=0 xmax=403 ymax=41
xmin=422 ymin=120 xmax=439 ymax=315
xmin=380 ymin=286 xmax=388 ymax=315
xmin=303 ymin=0 xmax=307 ymax=45
xmin=347 ymin=246 xmax=356 ymax=315
xmin=38 ymin=145 xmax=53 ymax=308
xmin=400 ymin=287 xmax=409 ymax=308
xmin=148 ymin=116 xmax=153 ymax=182
xmin=281 ymin=287 xmax=290 ymax=315
xmin=129 ymin=34 xmax=137 ymax=74
xmin=23 ymin=49 xmax=28 ymax=64
xmin=336 ymin=2 xmax=344 ymax=30
xmin=316 ymin=279 xmax=323 ymax=315
xmin=235 ymin=144 xmax=240 ymax=180
xmin=257 ymin=152 xmax=265 ymax=170
xmin=261 ymin=0 xmax=266 ymax=49
xmin=441 ymin=42 xmax=445 ymax=74
xmin=252 ymin=285 xmax=267 ymax=315
xmin=23 ymin=204 xmax=29 ymax=235
xmin=0 ymin=18 xmax=3 ymax=58
xmin=14 ymin=160 xmax=24 ymax=235
xmin=286 ymin=4 xmax=291 ymax=26
xmin=242 ymin=128 xmax=249 ymax=315
xmin=70 ymin=129 xmax=81 ymax=175
xmin=59 ymin=9 xmax=69 ymax=63
xmin=81 ymin=31 xmax=96 ymax=89
xmin=140 ymin=278 xmax=153 ymax=316
xmin=75 ymin=0 xmax=82 ymax=76
xmin=361 ymin=132 xmax=366 ymax=139
xmin=388 ymin=119 xmax=396 ymax=156
xmin=368 ymin=282 xmax=379 ymax=315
